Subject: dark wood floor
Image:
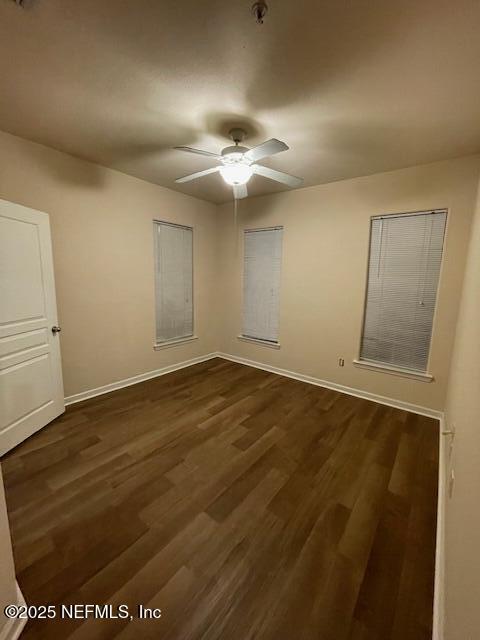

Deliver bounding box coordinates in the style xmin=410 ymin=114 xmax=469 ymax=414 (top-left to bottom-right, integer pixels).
xmin=2 ymin=358 xmax=438 ymax=640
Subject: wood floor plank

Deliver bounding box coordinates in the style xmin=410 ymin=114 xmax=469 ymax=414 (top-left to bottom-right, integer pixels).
xmin=1 ymin=357 xmax=438 ymax=639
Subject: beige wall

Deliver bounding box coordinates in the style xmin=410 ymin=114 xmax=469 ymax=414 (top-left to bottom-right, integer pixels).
xmin=0 ymin=130 xmax=219 ymax=397
xmin=444 ymin=183 xmax=480 ymax=639
xmin=217 ymin=156 xmax=480 ymax=411
xmin=0 ymin=128 xmax=478 ymax=412
xmin=0 ymin=467 xmax=18 ymax=635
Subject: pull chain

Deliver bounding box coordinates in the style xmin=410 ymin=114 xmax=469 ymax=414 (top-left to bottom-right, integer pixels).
xmin=234 ymin=196 xmax=239 ymax=254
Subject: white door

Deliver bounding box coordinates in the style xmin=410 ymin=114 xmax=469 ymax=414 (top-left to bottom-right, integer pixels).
xmin=0 ymin=199 xmax=64 ymax=455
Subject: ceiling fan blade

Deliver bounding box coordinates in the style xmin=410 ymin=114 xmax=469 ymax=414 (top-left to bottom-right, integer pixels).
xmin=233 ymin=183 xmax=248 ymax=200
xmin=253 ymin=164 xmax=303 ymax=188
xmin=174 ymin=146 xmax=221 ymax=159
xmin=244 ymin=138 xmax=289 ymax=162
xmin=175 ymin=166 xmax=220 ymax=183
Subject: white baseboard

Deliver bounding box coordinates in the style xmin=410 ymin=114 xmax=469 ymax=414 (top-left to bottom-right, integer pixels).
xmin=216 ymin=352 xmax=443 ymax=419
xmin=0 ymin=583 xmax=26 ymax=640
xmin=433 ymin=417 xmax=446 ymax=640
xmin=65 ymin=349 xmax=443 ymax=418
xmin=64 ymin=352 xmax=218 ymax=406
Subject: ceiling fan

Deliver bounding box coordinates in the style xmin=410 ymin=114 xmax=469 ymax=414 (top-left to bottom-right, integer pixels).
xmin=174 ymin=128 xmax=303 ymax=199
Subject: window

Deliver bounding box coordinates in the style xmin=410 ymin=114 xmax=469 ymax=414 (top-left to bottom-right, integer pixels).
xmin=359 ymin=210 xmax=447 ymax=373
xmin=153 ymin=221 xmax=193 ymax=344
xmin=242 ymin=227 xmax=283 ymax=345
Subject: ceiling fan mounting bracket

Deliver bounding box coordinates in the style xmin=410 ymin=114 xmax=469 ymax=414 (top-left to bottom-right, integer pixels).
xmin=229 ymin=128 xmax=247 ymax=145
xmin=251 ymin=1 xmax=268 ymax=24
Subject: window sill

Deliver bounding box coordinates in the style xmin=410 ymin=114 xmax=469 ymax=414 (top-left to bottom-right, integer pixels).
xmin=154 ymin=335 xmax=198 ymax=350
xmin=237 ymin=335 xmax=281 ymax=349
xmin=353 ymin=359 xmax=433 ymax=382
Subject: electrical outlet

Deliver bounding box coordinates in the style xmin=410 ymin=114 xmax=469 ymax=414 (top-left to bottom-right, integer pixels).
xmin=338 ymin=358 xmax=345 ymax=367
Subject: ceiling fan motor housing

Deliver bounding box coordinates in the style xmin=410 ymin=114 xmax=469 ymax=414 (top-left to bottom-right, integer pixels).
xmin=222 ymin=129 xmax=250 ymax=164
xmin=221 ymin=145 xmax=250 ymax=162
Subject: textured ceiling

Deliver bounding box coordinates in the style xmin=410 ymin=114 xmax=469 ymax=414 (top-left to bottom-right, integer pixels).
xmin=1 ymin=0 xmax=480 ymax=203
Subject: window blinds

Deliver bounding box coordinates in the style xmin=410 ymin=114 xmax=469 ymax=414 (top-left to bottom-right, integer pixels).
xmin=360 ymin=210 xmax=447 ymax=372
xmin=242 ymin=227 xmax=283 ymax=343
xmin=154 ymin=221 xmax=193 ymax=342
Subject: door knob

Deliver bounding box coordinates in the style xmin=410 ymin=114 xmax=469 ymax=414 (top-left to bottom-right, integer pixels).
xmin=51 ymin=326 xmax=62 ymax=334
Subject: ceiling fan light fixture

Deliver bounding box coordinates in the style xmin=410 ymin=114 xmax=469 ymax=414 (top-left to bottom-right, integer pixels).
xmin=219 ymin=163 xmax=253 ymax=185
